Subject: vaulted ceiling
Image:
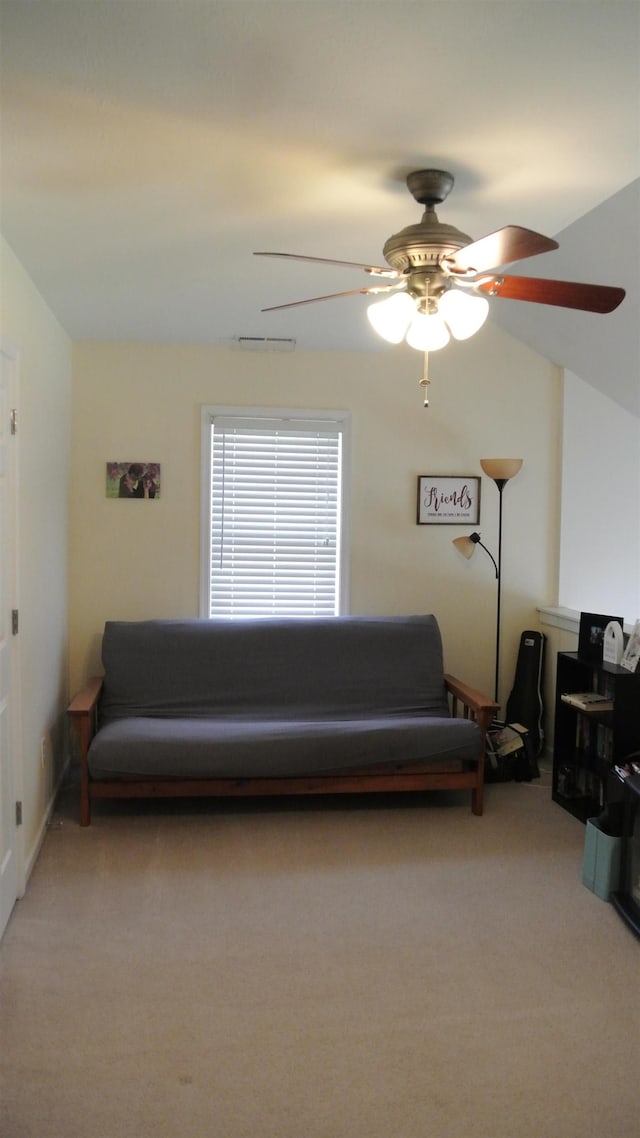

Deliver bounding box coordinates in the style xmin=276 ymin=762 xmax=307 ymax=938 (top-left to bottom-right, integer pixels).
xmin=1 ymin=1 xmax=639 ymax=413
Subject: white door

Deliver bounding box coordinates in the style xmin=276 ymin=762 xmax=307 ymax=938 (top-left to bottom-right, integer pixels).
xmin=0 ymin=345 xmax=19 ymax=939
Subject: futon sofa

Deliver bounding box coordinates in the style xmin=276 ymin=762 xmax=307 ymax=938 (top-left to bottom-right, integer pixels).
xmin=68 ymin=614 xmax=498 ymax=825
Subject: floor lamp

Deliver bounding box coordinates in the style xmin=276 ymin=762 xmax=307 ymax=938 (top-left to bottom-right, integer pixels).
xmin=453 ymin=458 xmax=523 ymax=704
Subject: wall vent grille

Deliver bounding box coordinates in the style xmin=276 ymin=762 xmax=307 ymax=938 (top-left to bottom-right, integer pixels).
xmin=232 ymin=336 xmax=296 ymax=352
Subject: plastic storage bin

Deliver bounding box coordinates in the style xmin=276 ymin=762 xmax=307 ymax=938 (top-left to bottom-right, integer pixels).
xmin=582 ymin=818 xmax=622 ymax=901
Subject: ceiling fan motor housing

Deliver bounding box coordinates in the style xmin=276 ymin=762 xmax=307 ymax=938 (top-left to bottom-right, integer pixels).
xmin=383 ymin=214 xmax=474 ymax=298
xmin=383 ymin=216 xmax=474 ymax=270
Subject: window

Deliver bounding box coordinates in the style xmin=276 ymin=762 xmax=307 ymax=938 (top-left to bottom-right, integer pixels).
xmin=201 ymin=408 xmax=350 ymax=618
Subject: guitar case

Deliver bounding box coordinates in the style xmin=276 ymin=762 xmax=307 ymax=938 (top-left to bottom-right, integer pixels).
xmin=505 ymin=630 xmax=545 ymax=758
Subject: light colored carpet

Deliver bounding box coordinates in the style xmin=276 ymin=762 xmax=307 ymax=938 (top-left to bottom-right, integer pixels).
xmin=1 ymin=768 xmax=638 ymax=1138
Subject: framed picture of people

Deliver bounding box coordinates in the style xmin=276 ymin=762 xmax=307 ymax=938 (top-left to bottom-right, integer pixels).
xmin=106 ymin=462 xmax=161 ymax=499
xmin=578 ymin=611 xmax=624 ymax=664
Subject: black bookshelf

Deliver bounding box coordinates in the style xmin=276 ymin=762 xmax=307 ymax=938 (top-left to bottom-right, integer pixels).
xmin=611 ymin=771 xmax=640 ymax=940
xmin=552 ymin=652 xmax=640 ymax=822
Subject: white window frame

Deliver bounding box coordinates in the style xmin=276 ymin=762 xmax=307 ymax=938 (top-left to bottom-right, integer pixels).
xmin=200 ymin=406 xmax=351 ymax=618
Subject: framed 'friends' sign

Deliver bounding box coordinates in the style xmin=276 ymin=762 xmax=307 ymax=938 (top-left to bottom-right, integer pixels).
xmin=417 ymin=475 xmax=481 ymax=525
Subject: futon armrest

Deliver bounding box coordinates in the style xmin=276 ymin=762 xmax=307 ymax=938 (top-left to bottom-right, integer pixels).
xmin=68 ymin=677 xmax=104 ymax=828
xmin=68 ymin=676 xmax=103 ymax=717
xmin=444 ymin=673 xmax=499 ymax=737
xmin=68 ymin=676 xmax=103 ymax=757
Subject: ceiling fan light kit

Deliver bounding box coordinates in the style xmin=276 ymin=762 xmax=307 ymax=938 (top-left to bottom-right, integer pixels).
xmin=366 ymin=291 xmax=415 ymax=343
xmin=438 ymin=289 xmax=490 ymax=341
xmin=255 ymin=168 xmax=625 ymax=399
xmin=366 ymin=285 xmax=489 ymax=350
xmin=405 ymin=309 xmax=450 ymax=352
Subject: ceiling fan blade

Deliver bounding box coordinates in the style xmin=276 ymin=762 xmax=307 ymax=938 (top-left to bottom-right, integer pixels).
xmin=261 ymin=284 xmax=401 ymax=312
xmin=477 ymin=274 xmax=626 ymax=313
xmin=445 ymin=226 xmax=559 ymax=275
xmin=254 ymin=251 xmax=398 ymax=278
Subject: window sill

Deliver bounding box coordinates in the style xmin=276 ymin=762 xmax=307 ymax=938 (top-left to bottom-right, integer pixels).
xmin=537 ymin=606 xmax=580 ymax=634
xmin=538 ymin=606 xmax=633 ymax=636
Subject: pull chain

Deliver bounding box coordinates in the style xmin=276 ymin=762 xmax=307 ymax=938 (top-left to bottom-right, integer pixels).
xmin=418 ymin=351 xmax=430 ymax=407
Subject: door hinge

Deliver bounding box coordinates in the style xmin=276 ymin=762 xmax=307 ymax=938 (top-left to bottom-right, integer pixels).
xmin=11 ymin=609 xmax=19 ymax=635
xmin=16 ymin=801 xmax=22 ymax=826
xmin=10 ymin=408 xmax=17 ymax=435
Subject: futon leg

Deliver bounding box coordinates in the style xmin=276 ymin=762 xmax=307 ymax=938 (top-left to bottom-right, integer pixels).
xmin=472 ymin=780 xmax=484 ymax=816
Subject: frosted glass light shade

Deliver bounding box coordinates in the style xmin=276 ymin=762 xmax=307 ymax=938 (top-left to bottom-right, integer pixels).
xmin=367 ymin=292 xmax=416 ymax=343
xmin=439 ymin=289 xmax=490 ymax=340
xmin=405 ymin=311 xmax=450 ymax=351
xmin=480 ymin=458 xmax=523 ymax=482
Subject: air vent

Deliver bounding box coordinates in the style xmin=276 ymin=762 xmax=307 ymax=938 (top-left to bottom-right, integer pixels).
xmin=232 ymin=336 xmax=296 ymax=352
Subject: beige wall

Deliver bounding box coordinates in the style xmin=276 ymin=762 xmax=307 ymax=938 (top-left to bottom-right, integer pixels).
xmin=71 ymin=328 xmax=561 ymax=707
xmin=1 ymin=236 xmax=72 ymax=877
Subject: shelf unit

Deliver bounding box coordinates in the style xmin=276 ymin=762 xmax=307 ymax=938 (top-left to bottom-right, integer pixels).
xmin=552 ymin=651 xmax=640 ymax=822
xmin=609 ymin=771 xmax=640 ymax=940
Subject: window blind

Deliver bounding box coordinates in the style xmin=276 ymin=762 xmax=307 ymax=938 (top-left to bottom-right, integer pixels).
xmin=207 ymin=415 xmax=345 ymax=618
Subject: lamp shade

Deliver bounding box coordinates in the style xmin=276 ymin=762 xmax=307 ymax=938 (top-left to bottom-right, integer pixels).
xmin=367 ymin=292 xmax=416 ymax=343
xmin=438 ymin=289 xmax=489 ymax=340
xmin=452 ymin=533 xmax=480 ymax=560
xmin=405 ymin=310 xmax=450 ymax=351
xmin=480 ymin=458 xmax=523 ymax=482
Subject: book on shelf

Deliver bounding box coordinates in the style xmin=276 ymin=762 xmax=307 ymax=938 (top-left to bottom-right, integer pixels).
xmin=561 ymin=691 xmax=614 ymax=712
xmin=595 ymin=722 xmax=614 ymax=761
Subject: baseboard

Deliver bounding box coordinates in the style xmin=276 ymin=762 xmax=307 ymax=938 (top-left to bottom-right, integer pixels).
xmin=22 ymin=755 xmax=70 ymax=894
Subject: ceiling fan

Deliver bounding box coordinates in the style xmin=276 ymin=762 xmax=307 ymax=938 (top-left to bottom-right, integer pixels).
xmin=254 ymin=169 xmax=626 ymax=354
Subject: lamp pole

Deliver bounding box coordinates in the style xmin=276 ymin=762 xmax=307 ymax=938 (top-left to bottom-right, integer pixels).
xmin=463 ymin=531 xmax=500 ymax=702
xmin=453 ymin=460 xmax=522 ymax=708
xmin=493 ymin=479 xmax=507 ymax=705
xmin=480 ymin=459 xmax=523 ymax=707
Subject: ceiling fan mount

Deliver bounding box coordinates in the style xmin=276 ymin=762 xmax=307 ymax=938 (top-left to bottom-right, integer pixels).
xmin=405 ymin=168 xmax=455 ymax=207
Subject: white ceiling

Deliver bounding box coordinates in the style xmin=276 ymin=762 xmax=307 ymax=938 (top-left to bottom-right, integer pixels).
xmin=1 ymin=1 xmax=639 ymax=409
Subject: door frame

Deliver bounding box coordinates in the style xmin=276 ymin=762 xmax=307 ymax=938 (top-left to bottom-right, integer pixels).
xmin=1 ymin=341 xmax=24 ymax=926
